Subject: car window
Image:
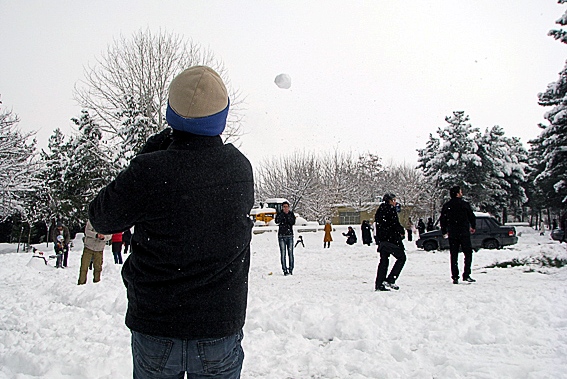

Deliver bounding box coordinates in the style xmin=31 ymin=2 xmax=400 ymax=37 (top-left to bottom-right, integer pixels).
xmin=476 ymin=219 xmax=489 ymax=230
xmin=489 ymin=217 xmax=501 ymax=226
xmin=485 ymin=218 xmax=500 ymax=228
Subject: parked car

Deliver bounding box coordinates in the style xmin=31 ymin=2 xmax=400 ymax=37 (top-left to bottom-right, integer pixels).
xmin=551 ymin=228 xmax=565 ymax=242
xmin=415 ymin=213 xmax=518 ymax=251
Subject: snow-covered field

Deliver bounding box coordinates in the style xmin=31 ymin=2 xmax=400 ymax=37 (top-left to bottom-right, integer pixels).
xmin=0 ymin=226 xmax=566 ymax=379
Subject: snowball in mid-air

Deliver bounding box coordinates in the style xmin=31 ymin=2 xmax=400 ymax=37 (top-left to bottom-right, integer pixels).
xmin=274 ymin=73 xmax=291 ymax=89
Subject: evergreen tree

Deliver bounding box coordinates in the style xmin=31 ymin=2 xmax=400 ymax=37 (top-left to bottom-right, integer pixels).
xmin=38 ymin=128 xmax=71 ymax=222
xmin=64 ymin=110 xmax=116 ymax=227
xmin=417 ymin=111 xmax=484 ymax=206
xmin=417 ymin=112 xmax=528 ymax=217
xmin=477 ymin=126 xmax=528 ymax=219
xmin=530 ymin=1 xmax=567 ymax=206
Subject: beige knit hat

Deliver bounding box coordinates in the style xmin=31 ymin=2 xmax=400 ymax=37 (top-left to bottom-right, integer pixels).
xmin=166 ymin=66 xmax=229 ymax=136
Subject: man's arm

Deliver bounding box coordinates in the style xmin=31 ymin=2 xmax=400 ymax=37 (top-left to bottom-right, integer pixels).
xmin=88 ymin=159 xmax=144 ymax=235
xmin=288 ymin=212 xmax=296 ymax=225
xmin=64 ymin=227 xmax=71 ymax=245
xmin=466 ymin=202 xmax=476 ymax=231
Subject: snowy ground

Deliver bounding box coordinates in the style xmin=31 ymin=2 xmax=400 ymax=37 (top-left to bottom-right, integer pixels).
xmin=0 ymin=226 xmax=566 ymax=379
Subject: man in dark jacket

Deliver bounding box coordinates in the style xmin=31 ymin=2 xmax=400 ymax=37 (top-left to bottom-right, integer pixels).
xmin=374 ymin=193 xmax=406 ymax=291
xmin=88 ymin=66 xmax=254 ymax=379
xmin=440 ymin=185 xmax=477 ymax=284
xmin=275 ymin=201 xmax=296 ymax=275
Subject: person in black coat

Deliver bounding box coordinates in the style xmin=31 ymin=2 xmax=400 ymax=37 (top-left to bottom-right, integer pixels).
xmin=343 ymin=226 xmax=358 ymax=245
xmin=361 ymin=220 xmax=372 ymax=246
xmin=374 ymin=193 xmax=406 ymax=291
xmin=275 ymin=201 xmax=296 ymax=275
xmin=122 ymin=228 xmax=132 ymax=254
xmin=417 ymin=218 xmax=426 ymax=235
xmin=88 ymin=66 xmax=254 ymax=378
xmin=426 ymin=217 xmax=435 ymax=232
xmin=440 ymin=185 xmax=477 ymax=284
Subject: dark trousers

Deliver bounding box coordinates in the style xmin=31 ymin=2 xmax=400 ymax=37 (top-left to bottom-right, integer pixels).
xmin=112 ymin=242 xmax=123 ymax=264
xmin=449 ymin=234 xmax=473 ymax=280
xmin=375 ymin=248 xmax=406 ymax=288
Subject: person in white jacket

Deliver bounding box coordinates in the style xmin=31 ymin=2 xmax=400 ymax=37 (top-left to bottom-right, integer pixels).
xmin=77 ymin=220 xmax=111 ymax=285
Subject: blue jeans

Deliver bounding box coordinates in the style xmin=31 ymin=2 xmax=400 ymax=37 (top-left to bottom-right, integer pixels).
xmin=131 ymin=330 xmax=244 ymax=379
xmin=278 ymin=235 xmax=294 ymax=273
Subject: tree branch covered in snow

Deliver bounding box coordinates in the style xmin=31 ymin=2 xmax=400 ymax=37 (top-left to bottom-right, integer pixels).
xmin=74 ymin=28 xmax=244 ymax=167
xmin=0 ymin=106 xmax=43 ymax=220
xmin=530 ymin=3 xmax=567 ymax=206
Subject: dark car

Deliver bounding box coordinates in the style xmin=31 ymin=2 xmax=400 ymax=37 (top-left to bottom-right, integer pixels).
xmin=415 ymin=213 xmax=518 ymax=251
xmin=551 ymin=229 xmax=565 ymax=242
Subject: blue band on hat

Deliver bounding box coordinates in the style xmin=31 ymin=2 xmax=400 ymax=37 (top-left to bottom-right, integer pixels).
xmin=166 ymin=99 xmax=230 ymax=136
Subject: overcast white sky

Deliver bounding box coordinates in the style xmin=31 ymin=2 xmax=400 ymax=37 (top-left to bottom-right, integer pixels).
xmin=1 ymin=1 xmax=566 ymax=167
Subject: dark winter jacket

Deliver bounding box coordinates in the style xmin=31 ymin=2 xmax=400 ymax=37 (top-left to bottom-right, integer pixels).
xmin=50 ymin=225 xmax=70 ymax=246
xmin=88 ymin=133 xmax=254 ymax=339
xmin=374 ymin=203 xmax=405 ymax=249
xmin=122 ymin=229 xmax=132 ymax=245
xmin=417 ymin=219 xmax=426 ymax=234
xmin=275 ymin=211 xmax=295 ymax=236
xmin=343 ymin=228 xmax=357 ymax=245
xmin=439 ymin=197 xmax=476 ymax=236
xmin=361 ymin=221 xmax=372 ymax=244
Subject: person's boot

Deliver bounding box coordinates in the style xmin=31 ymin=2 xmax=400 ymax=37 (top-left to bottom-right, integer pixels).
xmin=385 ymin=281 xmax=399 ymax=290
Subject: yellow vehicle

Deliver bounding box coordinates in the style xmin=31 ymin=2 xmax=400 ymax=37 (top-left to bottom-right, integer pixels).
xmin=251 ymin=198 xmax=290 ymax=225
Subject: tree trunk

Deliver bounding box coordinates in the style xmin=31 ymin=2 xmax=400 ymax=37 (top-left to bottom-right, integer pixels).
xmin=17 ymin=226 xmax=23 ymax=253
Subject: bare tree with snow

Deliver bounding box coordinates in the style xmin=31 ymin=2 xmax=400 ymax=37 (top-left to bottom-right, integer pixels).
xmin=74 ymin=28 xmax=244 ymax=165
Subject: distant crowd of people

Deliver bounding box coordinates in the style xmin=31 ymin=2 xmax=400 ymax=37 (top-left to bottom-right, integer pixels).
xmin=273 ymin=186 xmax=478 ymax=291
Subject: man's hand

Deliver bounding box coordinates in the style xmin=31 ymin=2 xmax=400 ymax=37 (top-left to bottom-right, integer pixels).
xmin=443 ymin=234 xmax=449 ymax=239
xmin=138 ymin=128 xmax=173 ymax=155
xmin=470 ymin=228 xmax=476 ymax=234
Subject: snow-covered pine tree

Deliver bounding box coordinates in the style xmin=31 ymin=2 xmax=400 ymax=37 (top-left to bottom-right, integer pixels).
xmin=417 ymin=111 xmax=484 ymax=207
xmin=477 ymin=126 xmax=528 ymax=220
xmin=532 ymin=2 xmax=567 ymax=205
xmin=38 ymin=128 xmax=72 ymax=222
xmin=527 ymin=1 xmax=567 ymax=211
xmin=64 ymin=110 xmax=117 ymax=227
